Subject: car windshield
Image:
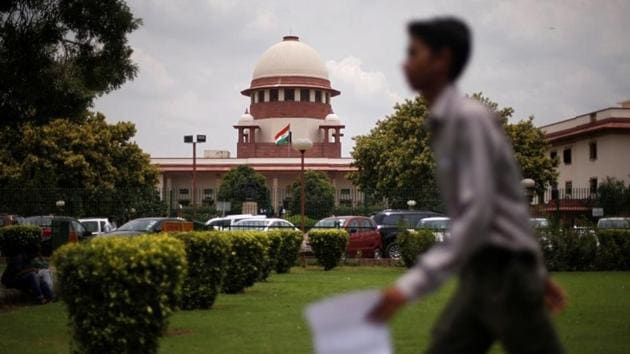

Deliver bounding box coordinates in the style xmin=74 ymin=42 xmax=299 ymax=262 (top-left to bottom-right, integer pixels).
xmin=382 ymin=214 xmax=424 ymax=227
xmin=117 ymin=219 xmax=159 ymax=232
xmin=82 ymin=221 xmax=99 ymax=233
xmin=313 ymin=218 xmax=345 ymax=229
xmin=598 ymin=219 xmax=630 ymax=229
xmin=419 ymin=219 xmax=449 ymax=230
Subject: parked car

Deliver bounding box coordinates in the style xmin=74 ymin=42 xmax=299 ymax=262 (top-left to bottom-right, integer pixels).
xmin=205 ymin=214 xmax=266 ymax=230
xmin=232 ymin=218 xmax=298 ymax=231
xmin=530 ymin=218 xmax=550 ymax=229
xmin=20 ymin=215 xmax=91 ymax=255
xmin=597 ymin=217 xmax=630 ymax=229
xmin=101 ymin=217 xmax=192 ymax=237
xmin=371 ymin=209 xmax=443 ymax=259
xmin=415 ymin=217 xmax=451 ymax=242
xmin=311 ymin=216 xmax=383 ymax=258
xmin=79 ymin=218 xmax=116 ymax=235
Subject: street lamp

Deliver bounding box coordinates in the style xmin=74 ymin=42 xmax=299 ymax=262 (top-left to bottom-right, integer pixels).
xmin=184 ymin=134 xmax=206 ymax=220
xmin=407 ymin=200 xmax=417 ymax=210
xmin=521 ymin=178 xmax=536 ymax=204
xmin=55 ymin=200 xmax=65 ymax=215
xmin=293 ymin=138 xmax=313 ymax=232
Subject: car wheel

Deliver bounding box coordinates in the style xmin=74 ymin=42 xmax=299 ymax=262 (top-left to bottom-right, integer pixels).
xmin=374 ymin=248 xmax=383 ymax=259
xmin=385 ymin=242 xmax=400 ymax=259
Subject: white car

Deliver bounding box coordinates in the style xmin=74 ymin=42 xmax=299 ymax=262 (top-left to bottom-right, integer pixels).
xmin=415 ymin=217 xmax=451 ymax=242
xmin=232 ymin=218 xmax=298 ymax=232
xmin=530 ymin=218 xmax=550 ymax=229
xmin=205 ymin=214 xmax=266 ymax=230
xmin=79 ymin=218 xmax=116 ymax=235
xmin=597 ymin=217 xmax=630 ymax=229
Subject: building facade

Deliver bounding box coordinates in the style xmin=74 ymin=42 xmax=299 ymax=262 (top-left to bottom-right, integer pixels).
xmin=152 ymin=36 xmax=362 ymax=213
xmin=541 ymin=99 xmax=630 ymax=194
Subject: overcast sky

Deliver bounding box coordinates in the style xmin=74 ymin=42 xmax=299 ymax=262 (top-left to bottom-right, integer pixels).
xmin=94 ymin=0 xmax=630 ymax=158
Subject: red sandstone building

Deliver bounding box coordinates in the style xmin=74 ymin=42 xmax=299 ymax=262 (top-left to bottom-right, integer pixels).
xmin=151 ymin=36 xmax=361 ymax=212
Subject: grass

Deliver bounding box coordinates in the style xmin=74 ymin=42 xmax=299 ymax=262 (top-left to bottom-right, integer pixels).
xmin=0 ymin=268 xmax=629 ymax=354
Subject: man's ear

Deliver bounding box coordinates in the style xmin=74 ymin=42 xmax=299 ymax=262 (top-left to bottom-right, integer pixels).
xmin=435 ymin=47 xmax=453 ymax=79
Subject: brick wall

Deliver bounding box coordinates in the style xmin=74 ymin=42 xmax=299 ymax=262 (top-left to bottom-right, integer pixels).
xmin=237 ymin=142 xmax=341 ymax=158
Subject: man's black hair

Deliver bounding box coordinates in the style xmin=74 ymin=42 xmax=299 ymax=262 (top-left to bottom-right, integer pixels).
xmin=408 ymin=17 xmax=471 ymax=81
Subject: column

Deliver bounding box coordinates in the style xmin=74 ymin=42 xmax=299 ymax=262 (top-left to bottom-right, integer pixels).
xmin=272 ymin=176 xmax=279 ymax=216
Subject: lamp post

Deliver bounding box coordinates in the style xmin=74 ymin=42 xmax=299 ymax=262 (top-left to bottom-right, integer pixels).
xmin=407 ymin=200 xmax=416 ymax=210
xmin=520 ymin=178 xmax=536 ymax=204
xmin=292 ymin=138 xmax=313 ymax=232
xmin=184 ymin=134 xmax=206 ymax=220
xmin=55 ymin=200 xmax=65 ymax=215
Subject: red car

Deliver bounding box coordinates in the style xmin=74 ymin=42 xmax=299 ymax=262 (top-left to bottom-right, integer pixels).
xmin=312 ymin=216 xmax=383 ymax=258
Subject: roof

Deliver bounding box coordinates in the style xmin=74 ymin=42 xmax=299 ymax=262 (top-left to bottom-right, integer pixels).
xmin=151 ymin=157 xmax=356 ymax=173
xmin=252 ymin=36 xmax=328 ymax=80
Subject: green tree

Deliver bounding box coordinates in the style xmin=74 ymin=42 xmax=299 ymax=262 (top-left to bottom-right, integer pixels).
xmin=217 ymin=165 xmax=270 ymax=214
xmin=597 ymin=177 xmax=630 ymax=216
xmin=0 ymin=0 xmax=141 ymax=125
xmin=349 ymin=96 xmax=441 ymax=210
xmin=349 ymin=94 xmax=557 ymax=208
xmin=0 ymin=112 xmax=164 ymax=220
xmin=289 ymin=170 xmax=335 ymax=219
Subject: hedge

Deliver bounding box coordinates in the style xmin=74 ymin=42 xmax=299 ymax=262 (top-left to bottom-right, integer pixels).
xmin=595 ymin=230 xmax=630 ymax=270
xmin=397 ymin=229 xmax=436 ymax=268
xmin=172 ymin=232 xmax=231 ymax=309
xmin=222 ymin=231 xmax=268 ymax=293
xmin=52 ymin=235 xmax=187 ymax=354
xmin=251 ymin=232 xmax=274 ymax=281
xmin=0 ymin=224 xmax=41 ymax=257
xmin=272 ymin=230 xmax=304 ymax=273
xmin=308 ymin=229 xmax=348 ymax=270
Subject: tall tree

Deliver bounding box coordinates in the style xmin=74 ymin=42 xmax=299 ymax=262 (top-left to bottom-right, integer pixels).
xmin=0 ymin=0 xmax=141 ymax=124
xmin=217 ymin=166 xmax=270 ymax=214
xmin=0 ymin=112 xmax=164 ymax=220
xmin=289 ymin=170 xmax=336 ymax=219
xmin=349 ymin=94 xmax=557 ymax=208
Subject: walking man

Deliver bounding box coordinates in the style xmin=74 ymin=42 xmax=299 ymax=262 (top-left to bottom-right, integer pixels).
xmin=369 ymin=17 xmax=566 ymax=353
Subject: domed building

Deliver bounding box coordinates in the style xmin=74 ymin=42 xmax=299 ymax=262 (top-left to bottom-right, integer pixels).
xmin=152 ymin=36 xmax=360 ymax=214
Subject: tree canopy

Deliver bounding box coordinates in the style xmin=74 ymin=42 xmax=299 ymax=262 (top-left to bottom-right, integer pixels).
xmin=217 ymin=165 xmax=270 ymax=214
xmin=0 ymin=112 xmax=164 ymax=220
xmin=0 ymin=0 xmax=141 ymax=125
xmin=349 ymin=93 xmax=557 ymax=208
xmin=289 ymin=170 xmax=336 ymax=219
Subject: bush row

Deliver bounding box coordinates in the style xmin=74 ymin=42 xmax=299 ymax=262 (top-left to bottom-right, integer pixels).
xmin=397 ymin=229 xmax=436 ymax=268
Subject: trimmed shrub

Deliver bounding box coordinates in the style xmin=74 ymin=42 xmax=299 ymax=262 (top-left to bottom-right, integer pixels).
xmin=0 ymin=224 xmax=41 ymax=256
xmin=398 ymin=229 xmax=436 ymax=268
xmin=172 ymin=232 xmax=231 ymax=309
xmin=273 ymin=229 xmax=304 ymax=273
xmin=222 ymin=231 xmax=268 ymax=293
xmin=286 ymin=214 xmax=317 ymax=231
xmin=535 ymin=228 xmax=598 ymax=271
xmin=52 ymin=235 xmax=187 ymax=354
xmin=308 ymin=229 xmax=348 ymax=270
xmin=595 ymin=230 xmax=630 ymax=270
xmin=251 ymin=232 xmax=273 ymax=281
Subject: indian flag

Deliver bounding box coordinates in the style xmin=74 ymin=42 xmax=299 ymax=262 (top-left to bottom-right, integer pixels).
xmin=274 ymin=124 xmax=291 ymax=145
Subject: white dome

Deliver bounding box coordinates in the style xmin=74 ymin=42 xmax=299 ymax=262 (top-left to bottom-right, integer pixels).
xmin=238 ymin=110 xmax=255 ymax=125
xmin=252 ymin=36 xmax=328 ymax=80
xmin=325 ymin=113 xmax=341 ymax=124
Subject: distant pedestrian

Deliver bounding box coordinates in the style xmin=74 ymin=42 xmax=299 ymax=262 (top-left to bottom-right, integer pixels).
xmin=369 ymin=17 xmax=566 ymax=353
xmin=1 ymin=245 xmax=54 ymax=304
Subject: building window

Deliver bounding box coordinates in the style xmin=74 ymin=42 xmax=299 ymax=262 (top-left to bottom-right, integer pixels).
xmin=315 ymin=90 xmax=322 ymax=103
xmin=589 ymin=141 xmax=597 ymax=160
xmin=325 ymin=92 xmax=330 ymax=104
xmin=251 ymin=95 xmax=255 ymax=104
xmin=300 ymin=89 xmax=310 ymax=102
xmin=257 ymin=90 xmax=264 ymax=103
xmin=550 ymin=150 xmax=557 ymax=161
xmin=270 ymin=89 xmax=278 ymax=102
xmin=565 ymin=181 xmax=572 ymax=196
xmin=339 ymin=188 xmax=352 ymax=207
xmin=202 ymin=188 xmax=214 ymax=206
xmin=563 ymin=148 xmax=572 ymax=165
xmin=589 ymin=178 xmax=598 ymax=194
xmin=284 ymin=88 xmax=294 ymax=101
xmin=179 ymin=188 xmax=189 ymax=195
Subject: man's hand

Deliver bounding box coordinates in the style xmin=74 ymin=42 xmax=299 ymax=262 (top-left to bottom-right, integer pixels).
xmin=544 ymin=277 xmax=567 ymax=315
xmin=367 ymin=287 xmax=408 ymax=323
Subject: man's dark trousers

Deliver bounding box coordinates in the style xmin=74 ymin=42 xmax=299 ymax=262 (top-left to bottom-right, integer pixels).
xmin=426 ymin=247 xmax=564 ymax=354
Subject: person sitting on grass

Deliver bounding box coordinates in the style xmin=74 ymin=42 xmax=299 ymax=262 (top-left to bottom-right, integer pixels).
xmin=1 ymin=244 xmax=54 ymax=304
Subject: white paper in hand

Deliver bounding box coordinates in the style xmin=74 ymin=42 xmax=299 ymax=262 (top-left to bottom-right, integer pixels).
xmin=305 ymin=290 xmax=392 ymax=354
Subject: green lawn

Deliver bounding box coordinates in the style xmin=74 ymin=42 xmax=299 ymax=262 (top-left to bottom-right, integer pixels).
xmin=0 ymin=268 xmax=629 ymax=354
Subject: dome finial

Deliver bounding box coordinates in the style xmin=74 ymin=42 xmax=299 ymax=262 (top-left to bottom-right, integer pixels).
xmin=283 ymin=35 xmax=299 ymax=41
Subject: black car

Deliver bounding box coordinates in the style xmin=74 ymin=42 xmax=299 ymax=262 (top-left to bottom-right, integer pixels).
xmin=100 ymin=217 xmax=190 ymax=237
xmin=20 ymin=215 xmax=92 ymax=255
xmin=371 ymin=209 xmax=443 ymax=259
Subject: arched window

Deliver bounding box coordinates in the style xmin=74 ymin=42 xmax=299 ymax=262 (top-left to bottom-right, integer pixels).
xmin=315 ymin=90 xmax=322 ymax=103
xmin=270 ymin=89 xmax=278 ymax=102
xmin=284 ymin=88 xmax=295 ymax=101
xmin=300 ymin=88 xmax=310 ymax=102
xmin=257 ymin=90 xmax=264 ymax=103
